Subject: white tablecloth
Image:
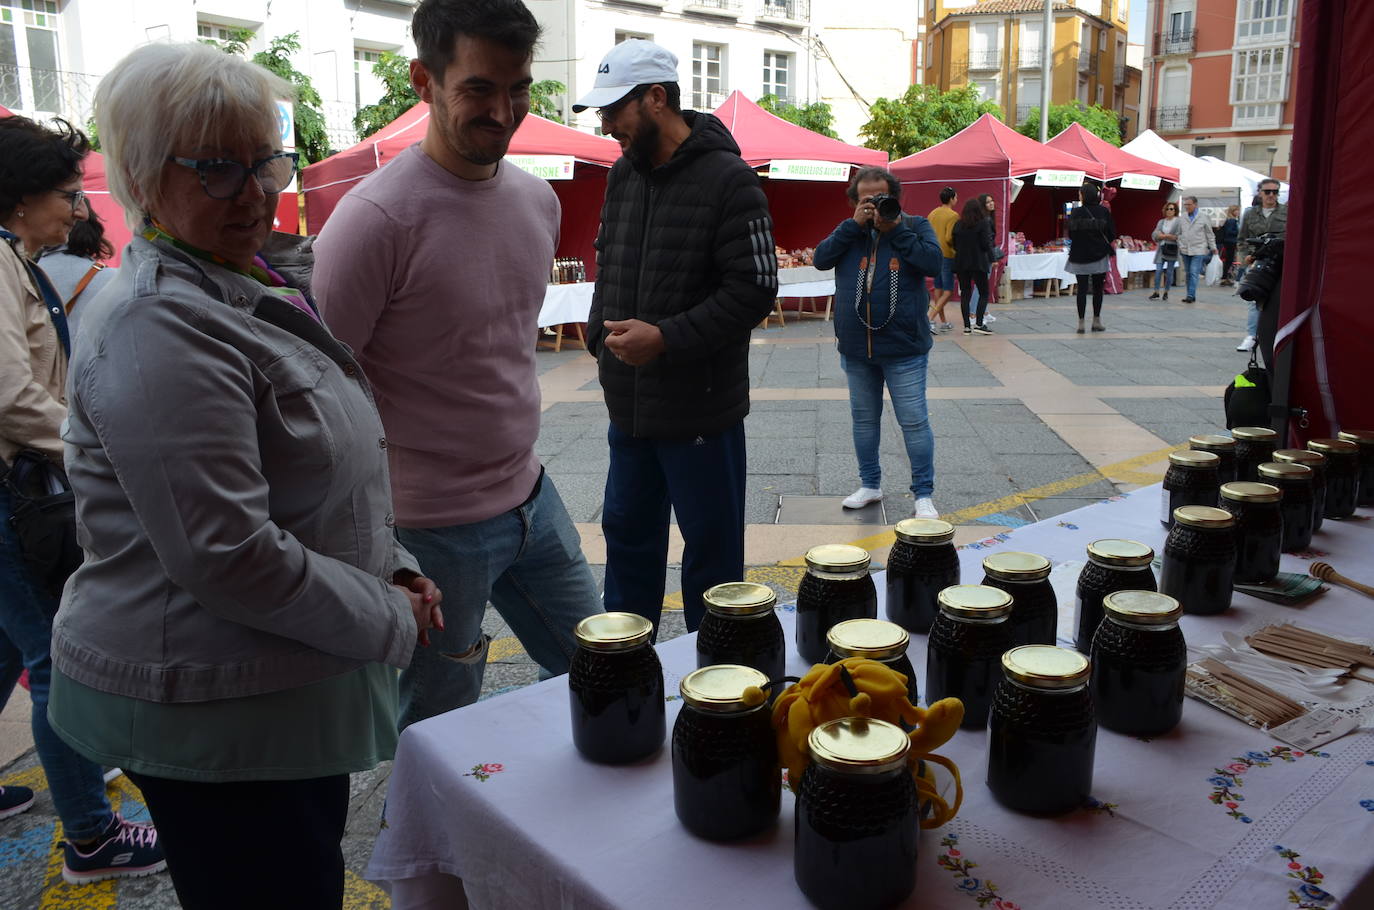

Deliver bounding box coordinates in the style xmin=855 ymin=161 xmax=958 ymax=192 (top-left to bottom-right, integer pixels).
xmin=778 ymin=266 xmax=835 ymax=300
xmin=369 ymin=488 xmax=1374 ymax=910
xmin=1007 ymin=251 xmax=1077 ymax=288
xmin=1117 ymin=249 xmax=1159 ymax=274
xmin=538 ymin=282 xmax=593 ymax=328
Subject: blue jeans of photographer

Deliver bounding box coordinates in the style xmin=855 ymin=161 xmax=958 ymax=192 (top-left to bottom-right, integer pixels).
xmin=841 ymin=353 xmax=935 ymax=499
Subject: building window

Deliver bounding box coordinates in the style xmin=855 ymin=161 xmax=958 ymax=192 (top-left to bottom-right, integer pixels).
xmin=1235 ymin=0 xmax=1291 ymax=46
xmin=0 ymin=0 xmax=61 ymax=114
xmin=1230 ymin=46 xmax=1287 ymax=127
xmin=1096 ymin=84 xmax=1104 ymax=105
xmin=197 ymin=20 xmax=239 ymax=44
xmin=1167 ymin=5 xmax=1194 ymax=38
xmin=616 ymin=30 xmax=653 ymax=44
xmin=762 ymin=51 xmax=792 ymax=102
xmin=354 ymin=47 xmax=385 ymax=109
xmin=972 ymin=78 xmax=998 ymax=103
xmin=1194 ymin=143 xmax=1226 ymax=159
xmin=1020 ymin=19 xmax=1043 ymax=68
xmin=692 ymin=42 xmax=725 ymax=109
xmin=1240 ymin=142 xmax=1271 ymax=162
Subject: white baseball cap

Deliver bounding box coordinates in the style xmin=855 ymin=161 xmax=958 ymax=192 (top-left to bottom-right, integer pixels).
xmin=572 ymin=40 xmax=679 ymax=113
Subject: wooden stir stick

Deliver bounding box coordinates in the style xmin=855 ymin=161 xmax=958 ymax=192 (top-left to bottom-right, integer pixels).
xmin=1309 ymin=561 xmax=1374 ymax=599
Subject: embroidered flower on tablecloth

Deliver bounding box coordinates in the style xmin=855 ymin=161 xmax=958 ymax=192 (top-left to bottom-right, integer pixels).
xmin=1083 ymin=796 xmax=1118 ymax=817
xmin=464 ymin=762 xmax=505 ymax=782
xmin=1272 ymin=846 xmax=1335 ymax=908
xmin=1056 ymin=521 xmax=1080 ymax=530
xmin=959 ymin=532 xmax=1013 ymax=552
xmin=778 ymin=602 xmax=797 ymax=613
xmin=936 ymin=833 xmax=1018 ymax=907
xmin=1360 ymin=799 xmax=1374 ymax=812
xmin=1208 ymin=746 xmax=1329 ymax=823
xmin=1290 ymin=547 xmax=1330 ymax=560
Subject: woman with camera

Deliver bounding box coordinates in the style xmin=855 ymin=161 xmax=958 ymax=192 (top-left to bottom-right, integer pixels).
xmin=1150 ymin=201 xmax=1182 ymax=300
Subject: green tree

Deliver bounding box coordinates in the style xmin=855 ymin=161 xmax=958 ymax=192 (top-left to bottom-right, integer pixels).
xmin=1016 ymin=102 xmax=1124 ymax=146
xmin=250 ymin=33 xmax=331 ymax=163
xmin=354 ymin=52 xmax=420 ymax=140
xmin=756 ymin=94 xmax=838 ymax=139
xmin=530 ymin=79 xmax=566 ymax=123
xmin=859 ymin=84 xmax=1002 ymax=158
xmin=202 ymin=27 xmax=254 ymax=57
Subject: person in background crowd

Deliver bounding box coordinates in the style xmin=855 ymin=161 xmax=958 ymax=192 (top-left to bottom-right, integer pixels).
xmin=575 ymin=39 xmax=776 ymax=632
xmin=1065 ymin=183 xmax=1117 ymax=333
xmin=38 ymin=206 xmax=116 ymax=343
xmin=814 ymin=166 xmax=943 ymax=518
xmin=1176 ymin=195 xmax=1217 ymax=304
xmin=1236 ymin=178 xmax=1287 ymax=359
xmin=1150 ymin=201 xmax=1181 ymax=300
xmin=0 ymin=114 xmax=162 ymax=886
xmin=46 ymin=43 xmax=439 ymax=908
xmin=315 ymin=0 xmax=601 ymax=727
xmin=925 ymin=186 xmax=958 ymax=334
xmin=1217 ymin=204 xmax=1240 ymax=288
xmin=952 ymin=197 xmax=993 ymax=335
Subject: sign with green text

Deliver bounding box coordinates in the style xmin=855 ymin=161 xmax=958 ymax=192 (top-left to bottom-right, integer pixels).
xmin=506 ymin=155 xmax=575 ymax=180
xmin=766 ymin=159 xmax=851 ymax=182
xmin=1119 ymin=172 xmax=1163 ymax=191
xmin=1033 ymin=169 xmax=1086 ymax=187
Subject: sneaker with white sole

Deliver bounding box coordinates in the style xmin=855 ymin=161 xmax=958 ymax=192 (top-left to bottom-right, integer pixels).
xmin=0 ymin=785 xmax=35 ymax=820
xmin=1236 ymin=335 xmax=1256 ymax=352
xmin=842 ymin=487 xmax=883 ymax=509
xmin=941 ymin=322 xmax=955 ymax=333
xmin=62 ymin=814 xmax=166 ymax=885
xmin=972 ymin=323 xmax=993 ymax=335
xmin=913 ymin=497 xmax=939 ymax=519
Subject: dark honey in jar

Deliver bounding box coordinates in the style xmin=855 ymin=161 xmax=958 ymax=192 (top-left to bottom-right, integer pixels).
xmin=825 ymin=618 xmax=918 ymax=704
xmin=1231 ymin=426 xmax=1278 ymax=483
xmin=1307 ymin=438 xmax=1360 ymax=519
xmin=568 ymin=613 xmax=665 ymax=764
xmin=1090 ymin=591 xmax=1186 ymax=736
xmin=697 ymin=582 xmax=785 ymax=685
xmin=1189 ymin=434 xmax=1237 ymax=485
xmin=1159 ymin=506 xmax=1236 ymax=616
xmin=982 ymin=551 xmax=1056 ymax=646
xmin=1257 ymin=461 xmax=1315 ymax=552
xmin=925 ymin=585 xmax=1015 ymax=729
xmin=885 ymin=518 xmax=960 ymax=634
xmin=1073 ymin=539 xmax=1156 ymax=654
xmin=796 ymin=544 xmax=877 ymax=665
xmin=1161 ymin=450 xmax=1221 ymax=528
xmin=1273 ymin=449 xmax=1327 ymax=533
xmin=1337 ymin=430 xmax=1374 ymax=506
xmin=1219 ymin=482 xmax=1283 ymax=584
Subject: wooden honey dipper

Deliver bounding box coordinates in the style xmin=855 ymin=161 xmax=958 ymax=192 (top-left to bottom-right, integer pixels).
xmin=1309 ymin=562 xmax=1374 ymax=599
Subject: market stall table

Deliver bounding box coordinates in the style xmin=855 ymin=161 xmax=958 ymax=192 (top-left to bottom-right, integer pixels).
xmin=369 ymin=488 xmax=1374 ymax=910
xmin=776 ymin=266 xmax=836 ymax=322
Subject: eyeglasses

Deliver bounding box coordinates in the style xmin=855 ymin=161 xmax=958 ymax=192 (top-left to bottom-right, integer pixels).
xmin=596 ymin=88 xmax=647 ymax=124
xmin=167 ymin=152 xmax=299 ymax=199
xmin=54 ymin=188 xmax=87 ymax=213
xmin=1260 ymin=189 xmax=1280 ymax=195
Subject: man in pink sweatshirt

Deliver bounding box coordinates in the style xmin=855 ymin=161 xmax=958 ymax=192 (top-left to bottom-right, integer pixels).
xmin=313 ymin=0 xmax=601 ymax=728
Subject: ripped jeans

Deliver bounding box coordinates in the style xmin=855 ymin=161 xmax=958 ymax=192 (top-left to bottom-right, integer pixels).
xmin=395 ymin=474 xmax=602 ymax=729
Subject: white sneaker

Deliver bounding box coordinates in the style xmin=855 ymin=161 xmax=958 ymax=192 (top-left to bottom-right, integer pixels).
xmin=842 ymin=487 xmax=883 ymax=509
xmin=1236 ymin=335 xmax=1256 ymax=352
xmin=914 ymin=497 xmax=939 ymax=518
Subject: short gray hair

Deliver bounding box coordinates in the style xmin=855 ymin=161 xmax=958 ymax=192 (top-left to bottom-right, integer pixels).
xmin=95 ymin=42 xmax=292 ymax=228
xmin=1183 ymin=195 xmax=1198 ymax=204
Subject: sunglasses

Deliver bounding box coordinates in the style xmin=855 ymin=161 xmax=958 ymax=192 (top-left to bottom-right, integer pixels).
xmin=53 ymin=188 xmax=88 ymax=214
xmin=168 ymin=152 xmax=299 ymax=200
xmin=1260 ymin=189 xmax=1279 ymax=195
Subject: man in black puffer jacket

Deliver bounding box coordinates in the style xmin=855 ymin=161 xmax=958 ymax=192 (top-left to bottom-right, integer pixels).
xmin=574 ymin=39 xmax=777 ymax=632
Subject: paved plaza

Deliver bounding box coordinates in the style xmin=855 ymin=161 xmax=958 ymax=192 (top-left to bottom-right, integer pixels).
xmin=0 ymin=281 xmax=1257 ymax=908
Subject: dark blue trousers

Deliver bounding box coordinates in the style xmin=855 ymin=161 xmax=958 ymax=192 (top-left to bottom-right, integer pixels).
xmin=602 ymin=420 xmax=747 ymax=632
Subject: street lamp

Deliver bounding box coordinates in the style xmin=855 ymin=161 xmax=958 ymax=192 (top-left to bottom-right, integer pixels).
xmin=1266 ymin=145 xmax=1278 ymax=176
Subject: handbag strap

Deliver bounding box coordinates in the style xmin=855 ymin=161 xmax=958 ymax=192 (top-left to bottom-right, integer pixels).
xmin=0 ymin=230 xmax=71 ymax=358
xmin=65 ymin=262 xmax=104 ymax=314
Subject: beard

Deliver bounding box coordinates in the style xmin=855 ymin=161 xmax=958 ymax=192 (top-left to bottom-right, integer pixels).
xmin=432 ymin=92 xmax=522 ymax=168
xmin=624 ymin=117 xmax=661 ymax=170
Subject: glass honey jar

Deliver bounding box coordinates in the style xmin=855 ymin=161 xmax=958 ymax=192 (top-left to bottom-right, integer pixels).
xmin=1073 ymin=539 xmax=1156 ymax=654
xmin=825 ymin=618 xmax=918 ymax=705
xmin=1219 ymin=482 xmax=1283 ymax=584
xmin=1231 ymin=426 xmax=1278 ymax=483
xmin=982 ymin=551 xmax=1057 ymax=647
xmin=1257 ymin=461 xmax=1315 ymax=552
xmin=1160 ymin=506 xmax=1236 ymax=616
xmin=885 ymin=518 xmax=960 ymax=634
xmin=1307 ymin=438 xmax=1360 ymax=519
xmin=697 ymin=582 xmax=785 ymax=685
xmin=1090 ymin=591 xmax=1186 ymax=737
xmin=1273 ymin=449 xmax=1327 ymax=533
xmin=1337 ymin=429 xmax=1374 ymax=506
xmin=1161 ymin=450 xmax=1221 ymax=528
xmin=568 ymin=613 xmax=665 ymax=764
xmin=1189 ymin=434 xmax=1237 ymax=485
xmin=925 ymin=584 xmax=1015 ymax=729
xmin=796 ymin=544 xmax=877 ymax=665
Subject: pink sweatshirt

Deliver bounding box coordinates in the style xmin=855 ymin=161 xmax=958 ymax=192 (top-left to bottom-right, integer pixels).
xmin=314 ymin=145 xmax=558 ymax=527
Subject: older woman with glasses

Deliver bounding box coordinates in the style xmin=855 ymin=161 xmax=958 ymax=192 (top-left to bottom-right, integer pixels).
xmin=46 ymin=43 xmax=442 ymax=909
xmin=1150 ymin=201 xmax=1182 ymax=300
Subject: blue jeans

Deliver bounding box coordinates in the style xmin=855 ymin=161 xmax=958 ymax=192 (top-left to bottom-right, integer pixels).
xmin=602 ymin=421 xmax=746 ymax=632
xmin=840 ymin=353 xmax=935 ymax=499
xmin=1152 ymin=261 xmax=1174 ymax=290
xmin=1246 ymin=301 xmax=1261 ymax=337
xmin=1180 ymin=253 xmax=1208 ymax=298
xmin=0 ymin=487 xmax=113 ymax=840
xmin=396 ymin=473 xmax=600 ymax=729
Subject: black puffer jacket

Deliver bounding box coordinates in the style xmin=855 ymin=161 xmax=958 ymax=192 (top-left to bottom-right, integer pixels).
xmin=587 ymin=111 xmax=777 ymax=439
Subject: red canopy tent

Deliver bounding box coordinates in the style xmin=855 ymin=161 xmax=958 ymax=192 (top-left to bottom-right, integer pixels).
xmin=1045 ymin=122 xmax=1180 ymax=242
xmin=302 ymin=104 xmax=620 ymax=276
xmin=712 ymin=91 xmax=887 ymax=250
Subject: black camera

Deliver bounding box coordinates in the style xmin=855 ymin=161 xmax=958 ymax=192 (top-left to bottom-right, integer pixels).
xmin=1236 ymin=233 xmax=1284 ymax=303
xmin=869 ymin=193 xmax=902 ymax=222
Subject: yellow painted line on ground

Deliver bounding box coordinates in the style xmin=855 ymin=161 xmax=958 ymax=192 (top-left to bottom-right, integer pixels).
xmin=38 ymin=787 xmax=121 ymax=910
xmin=342 ymin=869 xmax=390 ymax=909
xmin=0 ymin=766 xmax=47 ymax=790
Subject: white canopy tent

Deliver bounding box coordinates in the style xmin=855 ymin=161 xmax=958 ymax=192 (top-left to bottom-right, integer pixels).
xmin=1198 ymin=156 xmax=1291 ymax=204
xmin=1120 ymin=130 xmax=1250 ymax=202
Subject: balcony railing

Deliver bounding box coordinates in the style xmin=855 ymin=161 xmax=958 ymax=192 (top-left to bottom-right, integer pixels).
xmin=0 ymin=65 xmax=96 ymax=124
xmin=967 ymin=49 xmax=1002 ymax=71
xmin=692 ymin=90 xmax=729 ymax=110
xmin=757 ymin=0 xmax=809 ymax=22
xmin=1114 ymin=63 xmax=1126 ymax=84
xmin=1016 ymin=102 xmax=1036 ymax=122
xmin=1151 ymin=104 xmax=1191 ymax=131
xmin=1018 ymin=49 xmax=1043 ymax=69
xmin=1155 ymin=29 xmax=1195 ymax=55
xmin=684 ymin=0 xmax=742 ymax=16
xmin=1078 ymin=49 xmax=1098 ymax=72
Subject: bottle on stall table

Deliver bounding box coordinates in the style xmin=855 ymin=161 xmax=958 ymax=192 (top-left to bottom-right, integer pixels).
xmin=825 ymin=618 xmax=919 ymax=705
xmin=1073 ymin=539 xmax=1157 ymax=654
xmin=986 ymin=645 xmax=1096 ymax=815
xmin=696 ymin=582 xmax=785 ymax=685
xmin=1189 ymin=434 xmax=1238 ymax=485
xmin=1273 ymin=449 xmax=1327 ymax=533
xmin=1257 ymin=461 xmax=1316 ymax=552
xmin=567 ymin=613 xmax=665 ymax=764
xmin=1231 ymin=426 xmax=1279 ymax=483
xmin=981 ymin=552 xmax=1057 ymax=647
xmin=1307 ymin=438 xmax=1360 ymax=519
xmin=1219 ymin=482 xmax=1284 ymax=584
xmin=672 ymin=665 xmax=780 ymax=841
xmin=1159 ymin=506 xmax=1236 ymax=616
xmin=794 ymin=718 xmax=919 ymax=910
xmin=1160 ymin=450 xmax=1222 ymax=528
xmin=1090 ymin=591 xmax=1186 ymax=737
xmin=1336 ymin=429 xmax=1374 ymax=506
xmin=885 ymin=518 xmax=960 ymax=635
xmin=926 ymin=584 xmax=1015 ymax=729
xmin=795 ymin=544 xmax=877 ymax=665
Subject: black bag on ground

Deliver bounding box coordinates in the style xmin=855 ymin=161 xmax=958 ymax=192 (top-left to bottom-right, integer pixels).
xmin=1223 ymin=350 xmax=1271 ymax=429
xmin=4 ymin=449 xmax=82 ymax=597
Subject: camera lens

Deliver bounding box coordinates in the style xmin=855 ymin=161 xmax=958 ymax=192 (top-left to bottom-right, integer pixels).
xmin=875 ymin=195 xmax=901 ymax=220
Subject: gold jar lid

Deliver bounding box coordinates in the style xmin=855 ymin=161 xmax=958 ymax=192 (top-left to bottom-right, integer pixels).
xmin=1001 ymin=645 xmax=1090 ymax=689
xmin=1085 ymin=538 xmax=1154 ymax=567
xmin=1169 ymin=449 xmax=1220 ymax=469
xmin=937 ymin=584 xmax=1013 ymax=620
xmin=1189 ymin=434 xmax=1236 ymax=451
xmin=1220 ymin=481 xmax=1282 ymax=504
xmin=702 ymin=582 xmax=777 ymax=617
xmin=1231 ymin=426 xmax=1278 ymax=441
xmin=1173 ymin=505 xmax=1236 ymax=529
xmin=982 ymin=551 xmax=1052 ymax=582
xmin=826 ymin=618 xmax=910 ymax=660
xmin=1257 ymin=461 xmax=1312 ymax=482
xmin=1307 ymin=437 xmax=1359 ymax=455
xmin=893 ymin=517 xmax=955 ymax=545
xmin=1337 ymin=429 xmax=1374 ymax=448
xmin=679 ymin=665 xmax=770 ymax=713
xmin=1102 ymin=590 xmax=1182 ymax=626
xmin=807 ymin=717 xmax=910 ymax=775
xmin=574 ymin=612 xmax=653 ymax=651
xmin=804 ymin=544 xmax=871 ymax=573
xmin=1273 ymin=449 xmax=1325 ymax=468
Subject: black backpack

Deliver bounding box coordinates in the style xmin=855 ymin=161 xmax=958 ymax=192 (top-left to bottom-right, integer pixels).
xmin=1223 ymin=350 xmax=1272 ymax=429
xmin=4 ymin=449 xmax=82 ymax=598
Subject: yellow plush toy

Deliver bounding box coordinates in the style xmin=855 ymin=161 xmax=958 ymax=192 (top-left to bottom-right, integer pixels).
xmin=769 ymin=657 xmax=964 ymax=828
